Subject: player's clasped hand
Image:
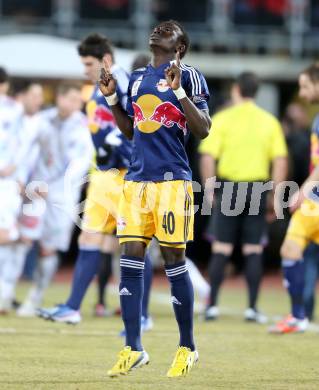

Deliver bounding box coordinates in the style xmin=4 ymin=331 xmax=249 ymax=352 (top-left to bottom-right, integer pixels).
xmin=99 ymin=58 xmax=117 ymax=96
xmin=165 ymin=50 xmax=182 ymax=90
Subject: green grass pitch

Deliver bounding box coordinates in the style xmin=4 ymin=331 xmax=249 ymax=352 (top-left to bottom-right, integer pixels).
xmin=1 ymin=280 xmax=319 ymax=389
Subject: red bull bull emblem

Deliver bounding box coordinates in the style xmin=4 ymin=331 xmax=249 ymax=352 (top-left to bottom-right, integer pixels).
xmin=150 ymin=102 xmax=187 ymax=133
xmin=133 ymin=98 xmax=187 ymax=135
xmin=132 ymin=102 xmax=146 ymax=127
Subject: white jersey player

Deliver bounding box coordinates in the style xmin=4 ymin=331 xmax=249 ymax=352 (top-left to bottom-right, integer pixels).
xmin=0 ymin=72 xmax=24 ymax=245
xmin=21 ymin=105 xmax=93 ymax=250
xmin=0 ymin=81 xmax=44 ymax=313
xmin=16 ymin=84 xmax=93 ymax=316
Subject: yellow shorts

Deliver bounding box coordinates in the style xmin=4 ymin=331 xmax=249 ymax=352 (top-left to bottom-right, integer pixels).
xmin=117 ymin=180 xmax=194 ymax=248
xmin=286 ymin=198 xmax=319 ymax=250
xmin=82 ymin=168 xmax=126 ymax=234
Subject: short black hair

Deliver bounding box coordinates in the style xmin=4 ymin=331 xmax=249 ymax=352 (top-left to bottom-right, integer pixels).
xmin=301 ymin=63 xmax=319 ymax=83
xmin=11 ymin=79 xmax=38 ymax=95
xmin=157 ymin=20 xmax=190 ymax=58
xmin=78 ymin=33 xmax=114 ymax=60
xmin=0 ymin=67 xmax=9 ymax=84
xmin=236 ymin=72 xmax=259 ymax=98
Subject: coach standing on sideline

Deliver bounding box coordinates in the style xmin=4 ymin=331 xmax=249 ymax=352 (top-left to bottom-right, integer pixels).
xmin=199 ymin=72 xmax=288 ymax=322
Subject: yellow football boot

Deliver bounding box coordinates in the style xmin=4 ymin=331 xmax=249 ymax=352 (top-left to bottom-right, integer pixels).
xmin=107 ymin=346 xmax=149 ymax=377
xmin=167 ymin=346 xmax=198 ymax=378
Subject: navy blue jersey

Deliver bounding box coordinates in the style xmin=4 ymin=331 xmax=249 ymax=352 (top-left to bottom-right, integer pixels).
xmin=125 ymin=61 xmax=210 ymax=182
xmin=86 ymin=65 xmax=132 ymax=170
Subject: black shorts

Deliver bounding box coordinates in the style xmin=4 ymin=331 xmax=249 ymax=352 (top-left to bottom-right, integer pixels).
xmin=206 ymin=181 xmax=268 ymax=245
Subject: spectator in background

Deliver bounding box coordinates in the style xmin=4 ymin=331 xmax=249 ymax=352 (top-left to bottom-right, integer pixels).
xmin=234 ymin=0 xmax=287 ymax=26
xmin=79 ymin=0 xmax=129 ymax=19
xmin=311 ymin=0 xmax=319 ymax=27
xmin=154 ymin=0 xmax=207 ymax=23
xmin=2 ymin=0 xmax=52 ymax=19
xmin=199 ymin=72 xmax=288 ymax=323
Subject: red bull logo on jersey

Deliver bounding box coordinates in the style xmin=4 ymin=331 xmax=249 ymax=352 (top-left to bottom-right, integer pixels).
xmin=150 ymin=102 xmax=187 ymax=133
xmin=132 ymin=102 xmax=146 ymax=127
xmin=132 ymin=94 xmax=187 ymax=134
xmin=86 ymin=100 xmax=115 ymax=133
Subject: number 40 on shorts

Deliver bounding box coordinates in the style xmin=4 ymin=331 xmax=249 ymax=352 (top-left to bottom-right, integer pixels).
xmin=162 ymin=211 xmax=175 ymax=235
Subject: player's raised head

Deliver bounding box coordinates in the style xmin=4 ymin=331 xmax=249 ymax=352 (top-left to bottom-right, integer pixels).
xmin=78 ymin=33 xmax=114 ymax=84
xmin=149 ymin=20 xmax=190 ymax=59
xmin=299 ymin=63 xmax=319 ymax=103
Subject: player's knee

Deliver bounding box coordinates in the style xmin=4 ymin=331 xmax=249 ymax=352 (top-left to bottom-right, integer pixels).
xmin=280 ymin=240 xmax=303 ymax=260
xmin=78 ymin=231 xmax=103 ymax=248
xmin=212 ymin=241 xmax=233 ymax=256
xmin=242 ymin=244 xmax=263 ymax=256
xmin=160 ymin=246 xmax=185 ymax=265
xmin=121 ymin=241 xmax=146 ymax=258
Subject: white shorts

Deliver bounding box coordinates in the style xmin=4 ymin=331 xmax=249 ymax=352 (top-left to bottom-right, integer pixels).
xmin=0 ymin=179 xmax=22 ymax=240
xmin=19 ymin=196 xmax=77 ymax=252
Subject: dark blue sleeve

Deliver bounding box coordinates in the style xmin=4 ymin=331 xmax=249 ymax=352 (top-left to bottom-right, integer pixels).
xmin=181 ymin=65 xmax=210 ymax=111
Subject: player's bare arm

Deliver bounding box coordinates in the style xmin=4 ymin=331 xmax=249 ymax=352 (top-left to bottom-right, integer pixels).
xmin=165 ymin=51 xmax=211 ymax=139
xmin=99 ymin=59 xmax=133 ymax=140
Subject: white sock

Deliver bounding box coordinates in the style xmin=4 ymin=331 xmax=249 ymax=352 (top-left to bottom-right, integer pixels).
xmin=0 ymin=243 xmax=30 ymax=303
xmin=186 ymin=257 xmax=210 ymax=300
xmin=26 ymin=254 xmax=59 ymax=307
